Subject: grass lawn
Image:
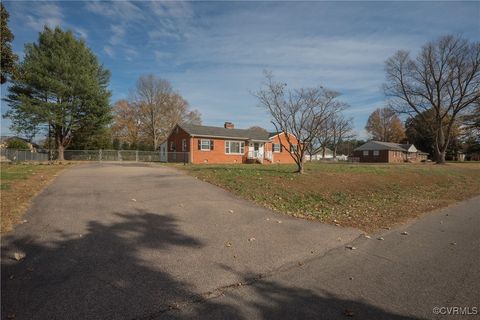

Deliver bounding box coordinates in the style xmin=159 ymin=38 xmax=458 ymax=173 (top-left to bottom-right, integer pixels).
xmin=1 ymin=163 xmax=69 ymax=233
xmin=175 ymin=162 xmax=480 ymax=232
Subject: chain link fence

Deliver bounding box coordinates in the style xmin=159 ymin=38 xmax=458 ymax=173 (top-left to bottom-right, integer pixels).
xmin=1 ymin=149 xmax=49 ymax=162
xmin=1 ymin=149 xmax=189 ymax=163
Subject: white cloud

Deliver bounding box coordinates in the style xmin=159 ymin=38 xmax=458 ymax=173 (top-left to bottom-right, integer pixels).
xmin=104 ymin=45 xmax=114 ymax=58
xmin=154 ymin=50 xmax=172 ymax=61
xmin=24 ymin=3 xmax=64 ymax=30
xmin=147 ymin=1 xmax=193 ymax=18
xmin=109 ymin=24 xmax=126 ymax=45
xmin=85 ymin=1 xmax=145 ymax=21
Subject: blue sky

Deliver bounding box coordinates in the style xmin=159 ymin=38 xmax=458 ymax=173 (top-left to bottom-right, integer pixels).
xmin=1 ymin=1 xmax=479 ymax=138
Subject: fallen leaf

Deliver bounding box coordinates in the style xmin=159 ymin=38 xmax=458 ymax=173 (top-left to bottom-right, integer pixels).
xmin=12 ymin=252 xmax=25 ymax=261
xmin=344 ymin=309 xmax=355 ymax=317
xmin=131 ymin=198 xmax=137 ymax=202
xmin=450 ymin=242 xmax=457 ymax=246
xmin=345 ymin=245 xmax=356 ymax=250
xmin=248 ymin=237 xmax=256 ymax=242
xmin=228 ymin=209 xmax=234 ymax=213
xmin=225 ymin=241 xmax=232 ymax=247
xmin=401 ymin=231 xmax=409 ymax=235
xmin=277 ymin=220 xmax=282 ymax=224
xmin=377 ymin=237 xmax=385 ymax=241
xmin=364 ymin=235 xmax=371 ymax=239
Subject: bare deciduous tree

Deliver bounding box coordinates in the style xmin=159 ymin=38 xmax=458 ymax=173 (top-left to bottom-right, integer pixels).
xmin=384 ymin=35 xmax=480 ymax=163
xmin=112 ymin=75 xmax=201 ymax=150
xmin=330 ymin=114 xmax=354 ymax=159
xmin=254 ymin=72 xmax=347 ymax=173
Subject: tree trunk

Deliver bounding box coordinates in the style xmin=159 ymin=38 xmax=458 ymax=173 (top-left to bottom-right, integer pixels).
xmin=296 ymin=162 xmax=304 ymax=174
xmin=435 ymin=122 xmax=447 ymax=164
xmin=57 ymin=144 xmax=65 ymax=161
xmin=295 ymin=156 xmax=305 ymax=174
xmin=436 ymin=150 xmax=446 ymax=164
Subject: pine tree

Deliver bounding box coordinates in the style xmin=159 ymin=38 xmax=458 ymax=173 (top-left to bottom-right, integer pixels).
xmin=5 ymin=26 xmax=111 ymax=160
xmin=1 ymin=3 xmax=18 ymax=84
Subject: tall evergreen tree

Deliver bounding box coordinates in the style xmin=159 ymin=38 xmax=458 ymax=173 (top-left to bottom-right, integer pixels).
xmin=5 ymin=26 xmax=111 ymax=160
xmin=1 ymin=3 xmax=18 ymax=84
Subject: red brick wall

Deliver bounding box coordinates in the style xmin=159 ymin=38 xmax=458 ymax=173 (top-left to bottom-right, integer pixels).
xmin=191 ymin=137 xmax=246 ymax=164
xmin=166 ymin=125 xmax=191 ymax=163
xmin=353 ymin=150 xmax=390 ymax=162
xmin=353 ymin=149 xmax=409 ymax=163
xmin=269 ymin=133 xmax=298 ymax=164
xmin=166 ymin=127 xmax=300 ymax=164
xmin=388 ymin=150 xmax=406 ymax=163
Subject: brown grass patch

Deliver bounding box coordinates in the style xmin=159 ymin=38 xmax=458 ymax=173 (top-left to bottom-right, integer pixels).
xmin=178 ymin=162 xmax=480 ymax=232
xmin=1 ymin=163 xmax=70 ymax=233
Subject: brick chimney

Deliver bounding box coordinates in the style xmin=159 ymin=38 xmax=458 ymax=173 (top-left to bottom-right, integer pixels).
xmin=224 ymin=122 xmax=234 ymax=129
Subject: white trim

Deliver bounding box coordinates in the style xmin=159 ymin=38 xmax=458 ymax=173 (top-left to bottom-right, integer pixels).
xmin=182 ymin=139 xmax=187 ymax=151
xmin=273 ymin=143 xmax=281 ymax=153
xmin=200 ymin=139 xmax=211 ymax=151
xmin=225 ymin=140 xmax=245 ymax=155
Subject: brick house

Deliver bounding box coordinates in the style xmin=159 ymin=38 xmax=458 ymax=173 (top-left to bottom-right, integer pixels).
xmin=352 ymin=141 xmax=429 ymax=163
xmin=160 ymin=122 xmax=299 ymax=164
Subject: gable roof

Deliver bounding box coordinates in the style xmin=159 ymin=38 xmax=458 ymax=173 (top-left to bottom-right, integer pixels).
xmin=354 ymin=141 xmax=419 ymax=152
xmin=178 ymin=123 xmax=271 ymax=141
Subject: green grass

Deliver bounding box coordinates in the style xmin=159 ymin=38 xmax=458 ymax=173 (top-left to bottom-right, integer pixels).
xmin=175 ymin=162 xmax=480 ymax=232
xmin=0 ymin=164 xmax=40 ymax=190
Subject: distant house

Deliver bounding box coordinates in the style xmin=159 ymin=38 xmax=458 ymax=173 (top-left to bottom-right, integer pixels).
xmin=353 ymin=141 xmax=428 ymax=163
xmin=305 ymin=148 xmax=333 ymax=161
xmin=304 ymin=148 xmax=348 ymax=161
xmin=160 ymin=122 xmax=299 ymax=164
xmin=0 ymin=136 xmax=39 ymax=152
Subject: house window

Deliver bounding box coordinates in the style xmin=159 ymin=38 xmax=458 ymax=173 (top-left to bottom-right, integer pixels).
xmin=373 ymin=150 xmax=379 ymax=156
xmin=170 ymin=141 xmax=175 ymax=151
xmin=290 ymin=144 xmax=298 ymax=152
xmin=363 ymin=150 xmax=369 ymax=156
xmin=225 ymin=141 xmax=245 ymax=154
xmin=273 ymin=143 xmax=281 ymax=153
xmin=199 ymin=139 xmax=211 ymax=151
xmin=182 ymin=139 xmax=187 ymax=151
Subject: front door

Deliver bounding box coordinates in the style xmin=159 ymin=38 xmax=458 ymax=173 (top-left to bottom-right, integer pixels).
xmin=254 ymin=143 xmax=264 ymax=159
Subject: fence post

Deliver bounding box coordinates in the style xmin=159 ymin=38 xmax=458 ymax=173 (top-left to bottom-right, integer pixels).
xmin=136 ymin=150 xmax=139 ymax=162
xmin=99 ymin=149 xmax=102 ymax=161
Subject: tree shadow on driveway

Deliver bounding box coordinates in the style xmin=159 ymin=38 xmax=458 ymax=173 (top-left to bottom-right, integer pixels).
xmin=1 ymin=210 xmax=204 ymax=320
xmin=2 ymin=209 xmax=423 ymax=320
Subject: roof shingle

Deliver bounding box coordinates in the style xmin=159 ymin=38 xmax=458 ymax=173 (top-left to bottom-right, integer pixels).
xmin=178 ymin=123 xmax=271 ymax=141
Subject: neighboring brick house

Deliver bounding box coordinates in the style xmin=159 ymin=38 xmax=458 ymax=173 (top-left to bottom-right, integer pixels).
xmin=160 ymin=122 xmax=299 ymax=164
xmin=352 ymin=141 xmax=429 ymax=163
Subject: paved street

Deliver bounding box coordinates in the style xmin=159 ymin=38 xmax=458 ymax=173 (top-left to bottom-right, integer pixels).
xmin=1 ymin=163 xmax=479 ymax=319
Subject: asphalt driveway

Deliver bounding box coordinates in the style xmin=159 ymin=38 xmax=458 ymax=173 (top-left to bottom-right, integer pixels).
xmin=1 ymin=162 xmax=361 ymax=320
